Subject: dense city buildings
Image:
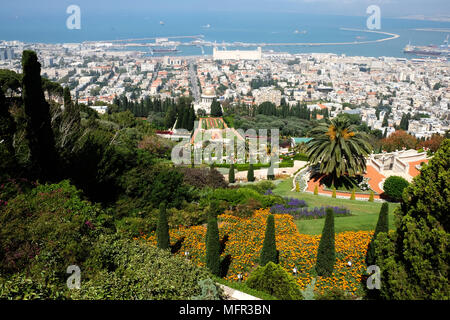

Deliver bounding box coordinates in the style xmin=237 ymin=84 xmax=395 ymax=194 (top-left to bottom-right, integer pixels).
xmin=1 ymin=39 xmax=448 ymax=137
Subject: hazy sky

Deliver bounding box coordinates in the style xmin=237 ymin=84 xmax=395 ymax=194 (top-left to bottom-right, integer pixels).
xmin=1 ymin=0 xmax=449 ymax=17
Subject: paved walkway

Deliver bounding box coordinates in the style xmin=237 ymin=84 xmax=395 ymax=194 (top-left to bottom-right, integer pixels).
xmin=218 ymin=284 xmax=261 ymax=300
xmin=305 ymin=164 xmax=384 ymax=200
xmin=408 ymin=159 xmax=429 ymax=177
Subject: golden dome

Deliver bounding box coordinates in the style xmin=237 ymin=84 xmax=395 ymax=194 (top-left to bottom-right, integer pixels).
xmin=202 ymin=87 xmax=216 ymax=96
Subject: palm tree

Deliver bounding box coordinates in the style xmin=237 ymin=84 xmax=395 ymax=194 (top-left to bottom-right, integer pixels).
xmin=306 ymin=117 xmax=372 ymax=184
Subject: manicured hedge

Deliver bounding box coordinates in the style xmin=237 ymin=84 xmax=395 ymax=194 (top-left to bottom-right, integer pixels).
xmin=383 ymin=176 xmax=409 ymax=201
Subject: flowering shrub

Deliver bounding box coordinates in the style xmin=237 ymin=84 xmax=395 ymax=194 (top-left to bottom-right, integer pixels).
xmin=270 ymin=197 xmax=349 ymax=220
xmin=140 ymin=209 xmax=373 ymax=298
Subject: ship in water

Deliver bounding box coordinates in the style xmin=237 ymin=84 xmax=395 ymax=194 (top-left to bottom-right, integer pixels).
xmin=149 ymin=46 xmax=180 ymax=55
xmin=403 ymin=36 xmax=450 ymax=57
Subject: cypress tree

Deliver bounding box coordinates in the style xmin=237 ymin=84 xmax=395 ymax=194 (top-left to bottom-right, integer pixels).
xmin=22 ymin=50 xmax=58 ymax=181
xmin=229 ymin=163 xmax=235 ymax=183
xmin=205 ymin=215 xmax=221 ymax=276
xmin=332 ymin=187 xmax=336 ymax=198
xmin=63 ymin=86 xmax=72 ymax=108
xmin=314 ymin=185 xmax=319 ymax=195
xmin=350 ymin=188 xmax=356 ymax=200
xmin=0 ymin=89 xmax=16 ymax=178
xmin=368 ymin=191 xmax=374 ymax=202
xmin=315 ymin=208 xmax=335 ymax=277
xmin=156 ymin=202 xmax=170 ymax=250
xmin=365 ymin=202 xmax=389 ymax=266
xmin=260 ymin=214 xmax=277 ymax=266
xmin=247 ymin=163 xmax=255 ymax=182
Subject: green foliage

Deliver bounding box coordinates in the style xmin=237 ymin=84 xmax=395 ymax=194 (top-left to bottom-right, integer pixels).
xmin=228 ymin=164 xmax=235 ymax=183
xmin=210 ymin=99 xmax=223 ymax=117
xmin=0 ymin=69 xmax=22 ymax=94
xmin=205 ymin=216 xmax=221 ymax=276
xmin=332 ymin=187 xmax=336 ymax=198
xmin=0 ymin=90 xmax=16 ymax=178
xmin=0 ymin=272 xmax=67 ymax=300
xmin=260 ymin=214 xmax=278 ymax=266
xmin=350 ymin=188 xmax=356 ymax=200
xmin=157 ymin=202 xmax=170 ymax=250
xmin=368 ymin=191 xmax=374 ymax=202
xmin=306 ymin=117 xmax=372 ymax=183
xmin=190 ymin=278 xmax=221 ymax=300
xmin=314 ymin=287 xmax=356 ymax=300
xmin=315 ymin=208 xmax=335 ymax=277
xmin=314 ymin=185 xmax=318 ymax=195
xmin=180 ymin=167 xmax=228 ymax=189
xmin=246 ymin=262 xmax=303 ymax=300
xmin=374 ymin=140 xmax=450 ymax=299
xmin=71 ymin=235 xmax=221 ymax=300
xmin=365 ymin=203 xmax=389 ymax=267
xmin=22 ymin=50 xmax=58 ymax=181
xmin=382 ymin=176 xmax=409 ymax=201
xmin=247 ymin=163 xmax=255 ymax=182
xmin=0 ymin=180 xmax=104 ymax=277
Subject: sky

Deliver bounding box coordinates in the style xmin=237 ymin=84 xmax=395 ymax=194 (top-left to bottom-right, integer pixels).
xmin=0 ymin=0 xmax=449 ymax=18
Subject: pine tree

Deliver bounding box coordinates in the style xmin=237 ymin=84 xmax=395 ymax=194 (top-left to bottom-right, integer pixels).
xmin=156 ymin=202 xmax=170 ymax=250
xmin=229 ymin=163 xmax=235 ymax=183
xmin=365 ymin=202 xmax=388 ymax=266
xmin=315 ymin=208 xmax=335 ymax=277
xmin=247 ymin=163 xmax=255 ymax=182
xmin=22 ymin=50 xmax=58 ymax=181
xmin=205 ymin=215 xmax=221 ymax=276
xmin=260 ymin=214 xmax=278 ymax=266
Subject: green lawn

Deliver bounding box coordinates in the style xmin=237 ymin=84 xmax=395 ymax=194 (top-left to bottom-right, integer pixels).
xmin=273 ymin=178 xmax=399 ymax=235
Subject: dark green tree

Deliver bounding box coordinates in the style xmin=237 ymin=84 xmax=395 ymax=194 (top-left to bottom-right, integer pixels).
xmin=315 ymin=208 xmax=335 ymax=276
xmin=374 ymin=139 xmax=450 ymax=299
xmin=228 ymin=163 xmax=235 ymax=183
xmin=164 ymin=105 xmax=177 ymax=129
xmin=22 ymin=50 xmax=58 ymax=180
xmin=205 ymin=215 xmax=221 ymax=276
xmin=210 ymin=99 xmax=222 ymax=117
xmin=0 ymin=89 xmax=16 ymax=178
xmin=156 ymin=202 xmax=170 ymax=250
xmin=260 ymin=214 xmax=277 ymax=266
xmin=365 ymin=202 xmax=389 ymax=267
xmin=247 ymin=163 xmax=255 ymax=182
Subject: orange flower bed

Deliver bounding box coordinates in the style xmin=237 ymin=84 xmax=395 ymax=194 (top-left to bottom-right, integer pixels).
xmin=138 ymin=208 xmax=373 ymax=297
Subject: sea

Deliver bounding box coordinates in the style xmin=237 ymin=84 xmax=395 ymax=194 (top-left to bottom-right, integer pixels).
xmin=1 ymin=11 xmax=450 ymax=58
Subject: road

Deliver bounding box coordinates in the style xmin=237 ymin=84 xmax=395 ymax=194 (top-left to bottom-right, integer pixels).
xmin=188 ymin=59 xmax=200 ymax=103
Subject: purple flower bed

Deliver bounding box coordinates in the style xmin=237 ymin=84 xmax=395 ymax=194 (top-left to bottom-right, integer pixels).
xmin=291 ymin=206 xmax=351 ymax=220
xmin=270 ymin=200 xmax=350 ymax=219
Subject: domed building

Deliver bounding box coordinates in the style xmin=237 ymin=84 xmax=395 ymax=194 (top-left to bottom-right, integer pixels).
xmin=194 ymin=87 xmax=216 ymax=114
